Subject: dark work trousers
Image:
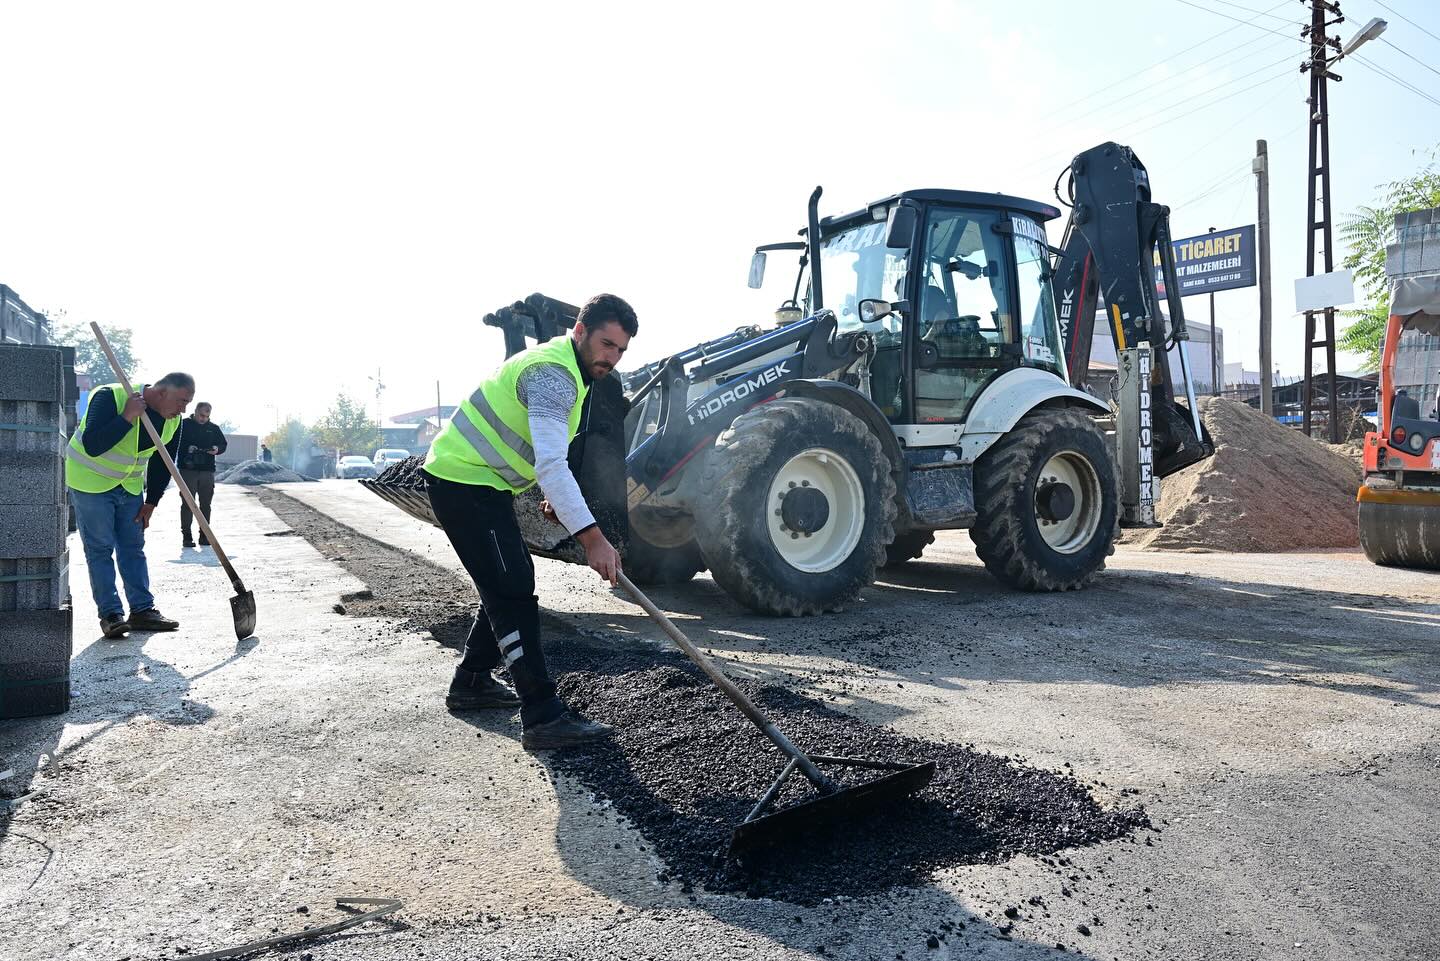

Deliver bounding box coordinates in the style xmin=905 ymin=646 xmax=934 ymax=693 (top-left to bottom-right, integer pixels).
xmin=423 ymin=471 xmax=565 ymax=727
xmin=179 ymin=468 xmax=216 ymax=544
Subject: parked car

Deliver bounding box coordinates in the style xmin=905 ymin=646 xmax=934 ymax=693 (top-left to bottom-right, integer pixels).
xmin=337 ymin=455 xmax=378 ymax=480
xmin=373 ymin=448 xmax=410 ymax=471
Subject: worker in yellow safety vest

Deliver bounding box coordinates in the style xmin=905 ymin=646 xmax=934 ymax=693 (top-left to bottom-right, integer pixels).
xmin=423 ymin=294 xmax=636 ymax=751
xmin=66 ymin=372 xmax=196 ymax=639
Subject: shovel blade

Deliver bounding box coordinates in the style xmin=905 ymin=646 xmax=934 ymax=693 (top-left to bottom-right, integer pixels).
xmin=729 ymin=760 xmax=936 ymax=858
xmin=230 ymin=590 xmax=257 ymax=640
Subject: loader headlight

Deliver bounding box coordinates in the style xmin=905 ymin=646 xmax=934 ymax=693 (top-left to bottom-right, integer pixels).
xmin=1410 ymin=432 xmax=1425 ymax=452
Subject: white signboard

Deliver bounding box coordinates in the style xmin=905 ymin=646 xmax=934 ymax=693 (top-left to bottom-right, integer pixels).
xmin=1294 ymin=269 xmax=1356 ymax=313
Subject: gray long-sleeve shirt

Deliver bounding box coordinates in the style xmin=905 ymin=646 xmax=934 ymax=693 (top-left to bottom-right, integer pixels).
xmin=516 ymin=362 xmax=597 ymax=536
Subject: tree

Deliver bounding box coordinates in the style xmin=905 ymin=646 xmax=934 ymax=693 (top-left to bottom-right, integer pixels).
xmin=264 ymin=417 xmax=310 ymax=468
xmin=310 ymin=393 xmax=382 ymax=457
xmin=54 ymin=320 xmax=140 ymax=378
xmin=1339 ymin=148 xmax=1440 ymax=370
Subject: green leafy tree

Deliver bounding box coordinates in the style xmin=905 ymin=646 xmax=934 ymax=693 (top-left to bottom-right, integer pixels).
xmin=1340 ymin=149 xmax=1440 ymax=369
xmin=263 ymin=417 xmax=310 ymax=468
xmin=54 ymin=320 xmax=140 ymax=379
xmin=310 ymin=393 xmax=381 ymax=457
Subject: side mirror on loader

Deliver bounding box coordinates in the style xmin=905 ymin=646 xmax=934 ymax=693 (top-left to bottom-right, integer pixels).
xmin=748 ymin=251 xmax=767 ymax=289
xmin=858 ymin=299 xmax=893 ymax=324
xmin=885 ymin=205 xmax=917 ymax=249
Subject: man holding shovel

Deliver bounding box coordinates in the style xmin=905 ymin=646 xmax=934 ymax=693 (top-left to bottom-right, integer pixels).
xmin=423 ymin=294 xmax=635 ymax=751
xmin=66 ymin=373 xmax=194 ymax=638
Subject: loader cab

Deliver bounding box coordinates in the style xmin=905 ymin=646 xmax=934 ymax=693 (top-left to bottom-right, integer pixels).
xmin=806 ymin=191 xmax=1068 ymax=426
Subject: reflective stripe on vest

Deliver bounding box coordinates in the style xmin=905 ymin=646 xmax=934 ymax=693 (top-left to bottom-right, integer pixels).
xmin=465 ymin=385 xmax=535 ymax=465
xmin=64 ymin=443 xmax=147 ymax=480
xmin=447 ymin=406 xmax=531 ymax=488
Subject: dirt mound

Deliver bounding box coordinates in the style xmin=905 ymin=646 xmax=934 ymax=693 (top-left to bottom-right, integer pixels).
xmin=216 ymin=459 xmax=315 ymax=485
xmin=1133 ymin=397 xmax=1361 ymax=552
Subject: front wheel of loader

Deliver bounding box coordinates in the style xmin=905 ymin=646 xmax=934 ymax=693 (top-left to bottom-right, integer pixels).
xmin=696 ymin=397 xmax=896 ymax=616
xmin=970 ymin=408 xmax=1119 ymax=591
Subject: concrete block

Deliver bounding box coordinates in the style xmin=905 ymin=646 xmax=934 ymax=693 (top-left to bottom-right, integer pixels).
xmin=0 ymin=556 xmax=70 ymax=613
xmin=0 ymin=505 xmax=69 ymax=559
xmin=0 ymin=344 xmax=63 ymax=402
xmin=0 ymin=450 xmax=66 ymax=506
xmin=0 ymin=607 xmax=73 ymax=662
xmin=0 ymin=660 xmax=70 ymax=719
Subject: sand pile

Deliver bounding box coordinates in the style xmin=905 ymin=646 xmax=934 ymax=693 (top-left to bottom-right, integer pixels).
xmin=1133 ymin=397 xmax=1361 ymax=552
xmin=216 ymin=460 xmax=315 ymax=485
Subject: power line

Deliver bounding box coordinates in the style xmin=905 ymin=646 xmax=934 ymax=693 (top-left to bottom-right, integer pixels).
xmin=1042 ymin=0 xmax=1296 ymax=120
xmin=1117 ymin=51 xmax=1299 ymax=130
xmin=1203 ymin=0 xmax=1307 ymax=26
xmin=1369 ymin=0 xmax=1440 ymax=47
xmin=1124 ymin=61 xmax=1299 ymax=138
xmin=1378 ymin=37 xmax=1440 ymax=79
xmin=1168 ymin=0 xmax=1313 ymax=43
xmin=1061 ymin=33 xmax=1288 ymax=128
xmin=1352 ymin=53 xmax=1440 ymax=108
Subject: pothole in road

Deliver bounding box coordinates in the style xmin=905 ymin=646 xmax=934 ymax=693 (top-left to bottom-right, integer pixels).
xmin=257 ymin=488 xmax=1152 ymax=904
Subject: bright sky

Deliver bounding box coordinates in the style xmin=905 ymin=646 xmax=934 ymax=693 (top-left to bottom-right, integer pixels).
xmin=2 ymin=0 xmax=1437 ymax=436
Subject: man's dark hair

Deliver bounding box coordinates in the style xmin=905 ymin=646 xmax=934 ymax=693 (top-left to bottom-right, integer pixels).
xmin=576 ymin=293 xmax=638 ymax=338
xmin=155 ymin=372 xmax=195 ymax=391
xmin=194 ymin=402 xmax=212 ymax=413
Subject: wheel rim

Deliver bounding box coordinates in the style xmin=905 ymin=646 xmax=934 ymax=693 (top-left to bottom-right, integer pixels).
xmin=766 ymin=447 xmax=866 ymax=573
xmin=1033 ymin=451 xmax=1103 ymax=554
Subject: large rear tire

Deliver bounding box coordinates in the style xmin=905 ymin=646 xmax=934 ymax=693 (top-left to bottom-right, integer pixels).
xmin=695 ymin=397 xmax=896 ymax=616
xmin=970 ymin=408 xmax=1119 ymax=591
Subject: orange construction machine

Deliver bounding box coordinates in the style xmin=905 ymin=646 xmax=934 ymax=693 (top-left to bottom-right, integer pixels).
xmin=1359 ymin=256 xmax=1440 ymax=569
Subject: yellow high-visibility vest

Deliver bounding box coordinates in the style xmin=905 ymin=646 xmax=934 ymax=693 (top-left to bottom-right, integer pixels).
xmin=424 ymin=336 xmax=587 ymax=491
xmin=65 ymin=384 xmax=180 ymax=496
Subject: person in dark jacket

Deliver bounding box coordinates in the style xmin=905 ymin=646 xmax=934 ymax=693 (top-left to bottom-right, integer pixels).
xmin=178 ymin=402 xmax=227 ymax=548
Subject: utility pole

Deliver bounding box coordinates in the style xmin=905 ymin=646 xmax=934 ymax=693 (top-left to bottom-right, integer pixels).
xmin=368 ymin=367 xmax=386 ymax=424
xmin=1300 ymin=0 xmax=1344 ymax=442
xmin=1254 ymin=139 xmax=1274 ymax=416
xmin=1208 ymin=226 xmax=1219 ymax=396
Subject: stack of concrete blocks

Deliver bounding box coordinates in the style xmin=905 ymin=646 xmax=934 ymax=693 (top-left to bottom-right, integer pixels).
xmin=0 ymin=343 xmax=74 ymax=719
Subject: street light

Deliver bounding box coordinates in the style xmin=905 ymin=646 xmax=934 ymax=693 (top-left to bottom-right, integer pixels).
xmin=1340 ymin=17 xmax=1387 ymax=58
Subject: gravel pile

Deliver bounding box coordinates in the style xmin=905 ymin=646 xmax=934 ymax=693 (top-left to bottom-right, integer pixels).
xmin=552 ymin=663 xmax=1150 ymax=903
xmin=375 ymin=454 xmax=426 ymax=487
xmin=1133 ymin=397 xmax=1361 ymax=552
xmin=216 ymin=460 xmax=315 ymax=485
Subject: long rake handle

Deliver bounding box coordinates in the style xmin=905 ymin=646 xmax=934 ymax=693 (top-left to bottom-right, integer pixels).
xmin=90 ymin=322 xmax=247 ymax=594
xmin=617 ymin=572 xmax=833 ymax=791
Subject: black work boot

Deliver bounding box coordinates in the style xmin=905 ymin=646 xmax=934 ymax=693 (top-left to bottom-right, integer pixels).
xmin=182 ymin=533 xmax=195 ymax=548
xmin=99 ymin=614 xmax=130 ymax=640
xmin=521 ymin=711 xmax=614 ymax=751
xmin=128 ymin=608 xmax=180 ymax=632
xmin=446 ymin=666 xmax=521 ymax=710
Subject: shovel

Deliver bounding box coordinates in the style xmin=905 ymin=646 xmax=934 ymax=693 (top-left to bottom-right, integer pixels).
xmin=617 ymin=572 xmax=935 ymax=857
xmin=91 ymin=322 xmax=257 ymax=640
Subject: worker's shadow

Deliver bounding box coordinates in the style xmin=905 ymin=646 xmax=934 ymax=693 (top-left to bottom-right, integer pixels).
xmin=0 ymin=632 xmax=252 ymax=866
xmin=166 ymin=548 xmax=230 ymax=567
